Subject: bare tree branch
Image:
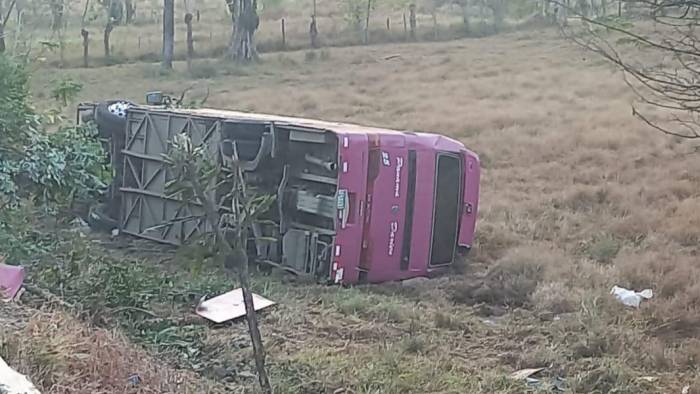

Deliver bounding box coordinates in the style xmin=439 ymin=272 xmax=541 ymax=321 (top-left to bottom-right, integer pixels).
xmin=557 ymin=0 xmax=700 ymax=138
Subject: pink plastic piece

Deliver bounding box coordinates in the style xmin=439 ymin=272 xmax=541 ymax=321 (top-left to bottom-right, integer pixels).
xmin=0 ymin=263 xmax=25 ymax=301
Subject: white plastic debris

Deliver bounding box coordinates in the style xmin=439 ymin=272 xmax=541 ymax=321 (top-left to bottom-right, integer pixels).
xmin=0 ymin=355 xmax=41 ymax=393
xmin=195 ymin=288 xmax=275 ymax=324
xmin=610 ymin=285 xmax=653 ymax=308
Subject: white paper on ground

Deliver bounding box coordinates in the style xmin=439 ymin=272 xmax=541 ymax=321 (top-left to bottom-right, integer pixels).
xmin=610 ymin=285 xmax=653 ymax=308
xmin=195 ymin=288 xmax=276 ymax=323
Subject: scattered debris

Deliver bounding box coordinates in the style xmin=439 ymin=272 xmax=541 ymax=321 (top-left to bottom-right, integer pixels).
xmin=509 ymin=368 xmax=567 ymax=391
xmin=510 ymin=367 xmax=545 ymax=380
xmin=0 ymin=261 xmax=25 ymax=302
xmin=127 ymin=373 xmax=141 ymax=387
xmin=682 ymin=385 xmax=690 ymax=394
xmin=195 ymin=288 xmax=275 ymax=324
xmin=610 ymin=285 xmax=653 ymax=308
xmin=551 ymin=376 xmax=566 ymax=391
xmin=111 ymin=228 xmax=120 ymax=238
xmin=70 ymin=217 xmax=90 ymax=232
xmin=638 ymin=376 xmax=658 ymax=383
xmin=0 ymin=355 xmax=41 ymax=394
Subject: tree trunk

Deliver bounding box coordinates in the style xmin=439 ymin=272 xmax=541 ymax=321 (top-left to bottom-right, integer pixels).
xmin=0 ymin=23 xmax=5 ymax=53
xmin=363 ymin=0 xmax=371 ymax=45
xmin=185 ymin=13 xmax=194 ymax=71
xmin=228 ymin=0 xmax=258 ymax=62
xmin=50 ymin=0 xmax=63 ymax=32
xmin=237 ymin=256 xmax=272 ymax=394
xmin=461 ymin=1 xmax=470 ymax=34
xmin=409 ymin=4 xmax=416 ymax=40
xmin=162 ymin=0 xmax=174 ymax=70
xmin=403 ymin=12 xmax=407 ymax=38
xmin=186 ymin=163 xmax=272 ymax=394
xmin=81 ymin=0 xmax=90 ymax=24
xmin=103 ymin=21 xmax=113 ymax=59
xmin=432 ymin=11 xmax=437 ymax=39
xmin=490 ymin=0 xmax=505 ymax=31
xmin=125 ymin=0 xmax=135 ymax=23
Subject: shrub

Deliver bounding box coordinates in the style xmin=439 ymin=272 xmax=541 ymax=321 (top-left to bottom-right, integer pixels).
xmin=586 ymin=235 xmax=620 ymax=264
xmin=0 ymin=55 xmax=108 ymax=209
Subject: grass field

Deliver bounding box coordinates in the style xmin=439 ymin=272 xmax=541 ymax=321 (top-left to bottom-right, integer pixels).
xmin=4 ymin=24 xmax=700 ymax=393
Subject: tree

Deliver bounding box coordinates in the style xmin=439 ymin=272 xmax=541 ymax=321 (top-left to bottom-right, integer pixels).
xmin=162 ymin=0 xmax=174 ymax=70
xmin=225 ymin=0 xmax=259 ymax=62
xmin=562 ymin=0 xmax=700 ymax=139
xmin=124 ymin=0 xmax=135 ymax=23
xmin=485 ymin=0 xmax=505 ymax=30
xmin=103 ymin=0 xmax=121 ymax=60
xmin=0 ymin=0 xmax=16 ymax=53
xmin=162 ymin=134 xmax=274 ymax=394
xmin=50 ymin=0 xmax=64 ymax=31
xmin=363 ymin=0 xmax=371 ymax=44
xmin=184 ymin=0 xmax=195 ymax=71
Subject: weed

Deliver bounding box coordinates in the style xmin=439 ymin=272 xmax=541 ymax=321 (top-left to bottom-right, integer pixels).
xmin=334 ymin=290 xmax=374 ymax=316
xmin=568 ymin=359 xmax=642 ymax=393
xmin=401 ymin=336 xmax=427 ymax=354
xmin=586 ymin=235 xmax=620 ymax=264
xmin=450 ymin=246 xmax=558 ymax=308
xmin=532 ymin=282 xmax=580 ymax=314
xmin=433 ymin=311 xmax=461 ymax=330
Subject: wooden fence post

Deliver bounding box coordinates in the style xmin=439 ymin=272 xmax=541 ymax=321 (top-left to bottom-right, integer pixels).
xmin=81 ymin=28 xmax=89 ymax=67
xmin=281 ymin=18 xmax=286 ymax=49
xmin=403 ymin=12 xmax=407 ymax=39
xmin=185 ymin=12 xmax=194 ymax=71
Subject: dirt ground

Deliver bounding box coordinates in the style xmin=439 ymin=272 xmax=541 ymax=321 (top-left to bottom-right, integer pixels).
xmin=6 ymin=26 xmax=700 ymax=393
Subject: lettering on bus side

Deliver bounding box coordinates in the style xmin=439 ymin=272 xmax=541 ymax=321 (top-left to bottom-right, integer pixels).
xmin=388 ymin=221 xmax=399 ymax=256
xmin=394 ymin=157 xmax=403 ymax=198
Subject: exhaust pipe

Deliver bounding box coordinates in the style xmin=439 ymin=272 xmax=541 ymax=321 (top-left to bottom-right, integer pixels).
xmin=305 ymin=154 xmax=337 ymax=172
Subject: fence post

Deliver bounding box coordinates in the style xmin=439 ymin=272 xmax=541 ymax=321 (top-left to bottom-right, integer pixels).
xmin=281 ymin=18 xmax=286 ymax=49
xmin=403 ymin=12 xmax=407 ymax=39
xmin=81 ymin=28 xmax=89 ymax=67
xmin=432 ymin=13 xmax=437 ymax=40
xmin=185 ymin=12 xmax=194 ymax=71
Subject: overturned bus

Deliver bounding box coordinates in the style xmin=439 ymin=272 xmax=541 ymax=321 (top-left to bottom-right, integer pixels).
xmin=78 ymin=97 xmax=480 ymax=285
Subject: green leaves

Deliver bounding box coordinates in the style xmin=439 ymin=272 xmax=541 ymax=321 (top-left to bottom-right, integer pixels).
xmin=50 ymin=78 xmax=83 ymax=108
xmin=0 ymin=56 xmax=108 ymax=210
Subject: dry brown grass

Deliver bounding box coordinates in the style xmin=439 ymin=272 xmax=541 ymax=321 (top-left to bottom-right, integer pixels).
xmin=0 ymin=307 xmax=220 ymax=393
xmin=17 ymin=25 xmax=700 ymax=392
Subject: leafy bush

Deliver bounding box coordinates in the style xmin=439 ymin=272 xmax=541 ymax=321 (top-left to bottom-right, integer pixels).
xmin=0 ymin=55 xmax=41 ymax=151
xmin=0 ymin=55 xmax=108 ymax=209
